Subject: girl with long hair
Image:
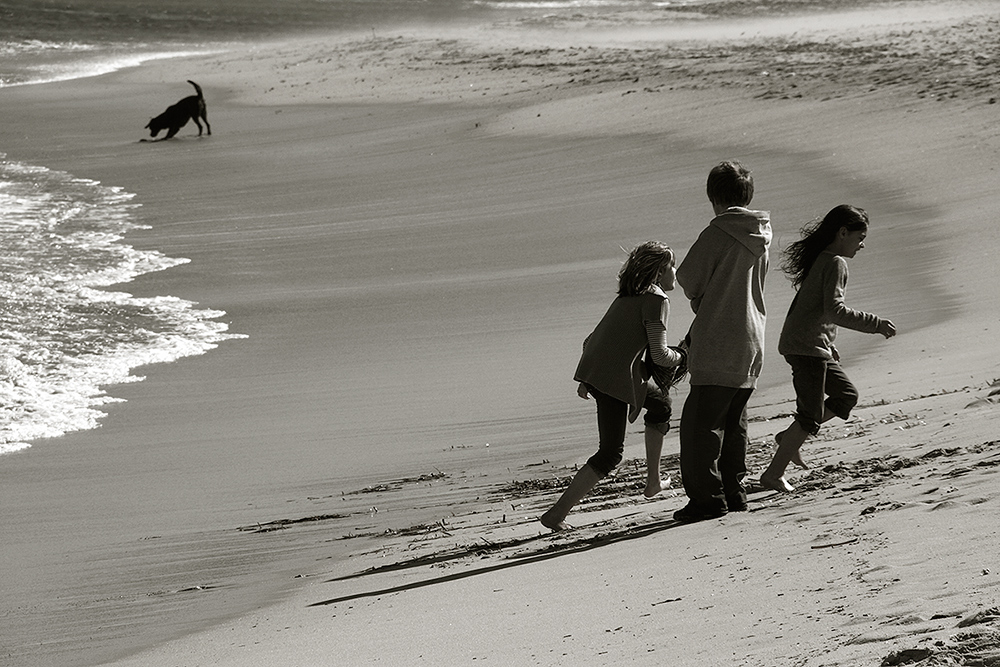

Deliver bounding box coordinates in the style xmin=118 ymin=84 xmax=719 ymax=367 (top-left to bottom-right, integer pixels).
xmin=760 ymin=205 xmax=896 ymax=493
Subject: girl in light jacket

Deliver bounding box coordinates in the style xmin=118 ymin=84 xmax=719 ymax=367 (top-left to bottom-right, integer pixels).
xmin=761 ymin=205 xmax=896 ymax=493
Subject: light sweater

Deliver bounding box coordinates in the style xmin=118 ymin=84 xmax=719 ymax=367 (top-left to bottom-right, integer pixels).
xmin=676 ymin=207 xmax=771 ymax=388
xmin=778 ymin=251 xmax=882 ymax=359
xmin=574 ymin=286 xmax=683 ymax=422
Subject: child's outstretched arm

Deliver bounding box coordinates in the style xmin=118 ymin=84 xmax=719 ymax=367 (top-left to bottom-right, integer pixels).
xmin=877 ymin=319 xmax=897 ymax=339
xmin=824 ymin=257 xmax=890 ymax=335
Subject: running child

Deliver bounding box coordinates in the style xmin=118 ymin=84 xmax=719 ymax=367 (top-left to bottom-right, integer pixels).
xmin=760 ymin=204 xmax=896 ymax=493
xmin=540 ymin=241 xmax=686 ymax=531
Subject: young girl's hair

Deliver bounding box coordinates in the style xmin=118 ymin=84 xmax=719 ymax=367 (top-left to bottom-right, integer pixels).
xmin=781 ymin=204 xmax=869 ymax=288
xmin=618 ymin=241 xmax=674 ymax=297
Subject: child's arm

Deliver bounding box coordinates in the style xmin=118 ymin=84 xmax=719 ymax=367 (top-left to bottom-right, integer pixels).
xmin=877 ymin=319 xmax=897 ymax=338
xmin=823 ymin=257 xmax=889 ymax=335
xmin=675 ymin=232 xmax=718 ymax=313
xmin=642 ymin=298 xmax=684 ymax=368
xmin=578 ymin=333 xmax=593 ymax=399
xmin=644 ymin=319 xmax=685 ymax=367
xmin=643 ymin=298 xmax=684 ymax=368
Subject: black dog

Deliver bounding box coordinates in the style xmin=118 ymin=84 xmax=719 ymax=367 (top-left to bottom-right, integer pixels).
xmin=145 ymin=80 xmax=211 ymax=140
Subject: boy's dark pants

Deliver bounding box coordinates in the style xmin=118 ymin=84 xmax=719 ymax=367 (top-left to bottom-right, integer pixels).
xmin=679 ymin=384 xmax=754 ymax=513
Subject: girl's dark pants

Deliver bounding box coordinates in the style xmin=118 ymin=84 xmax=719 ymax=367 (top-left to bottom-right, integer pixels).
xmin=585 ymin=384 xmax=671 ymax=476
xmin=786 ymin=355 xmax=858 ymax=435
xmin=678 ymin=384 xmax=753 ymax=514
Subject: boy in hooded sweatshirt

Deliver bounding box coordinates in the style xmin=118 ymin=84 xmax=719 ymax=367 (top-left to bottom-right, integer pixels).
xmin=674 ymin=160 xmax=771 ymax=523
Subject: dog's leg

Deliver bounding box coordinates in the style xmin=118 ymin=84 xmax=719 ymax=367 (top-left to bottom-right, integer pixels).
xmin=193 ymin=117 xmax=203 ymax=136
xmin=199 ymin=101 xmax=211 ymax=136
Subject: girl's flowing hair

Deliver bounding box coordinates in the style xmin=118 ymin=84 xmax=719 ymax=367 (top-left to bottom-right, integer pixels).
xmin=618 ymin=241 xmax=674 ymax=297
xmin=781 ymin=204 xmax=869 ymax=289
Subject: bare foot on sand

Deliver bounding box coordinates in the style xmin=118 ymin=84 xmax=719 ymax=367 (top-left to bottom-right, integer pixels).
xmin=539 ymin=510 xmax=573 ymax=532
xmin=643 ymin=477 xmax=672 ymax=499
xmin=775 ymin=430 xmax=809 ymax=469
xmin=759 ymin=474 xmax=795 ymax=493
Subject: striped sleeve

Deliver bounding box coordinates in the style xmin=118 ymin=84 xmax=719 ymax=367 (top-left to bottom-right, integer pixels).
xmin=644 ymin=319 xmax=683 ymax=368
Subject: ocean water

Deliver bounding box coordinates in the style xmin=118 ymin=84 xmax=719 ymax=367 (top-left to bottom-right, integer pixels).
xmin=0 ymin=0 xmax=706 ymax=87
xmin=0 ymin=1 xmax=365 ymax=457
xmin=0 ymin=155 xmax=245 ymax=455
xmin=1 ymin=0 xmax=415 ymax=87
xmin=0 ymin=0 xmax=578 ymax=456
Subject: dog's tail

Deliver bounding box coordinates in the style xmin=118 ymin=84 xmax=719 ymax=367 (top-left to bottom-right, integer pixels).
xmin=187 ymin=80 xmax=204 ymax=99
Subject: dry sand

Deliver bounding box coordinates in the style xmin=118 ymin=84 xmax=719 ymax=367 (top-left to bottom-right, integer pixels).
xmin=2 ymin=0 xmax=999 ymax=665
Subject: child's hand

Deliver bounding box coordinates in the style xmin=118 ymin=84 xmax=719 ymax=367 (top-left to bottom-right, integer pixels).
xmin=878 ymin=319 xmax=897 ymax=339
xmin=577 ymin=383 xmax=591 ymax=400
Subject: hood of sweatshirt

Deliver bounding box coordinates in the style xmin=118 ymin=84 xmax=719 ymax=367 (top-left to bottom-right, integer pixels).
xmin=710 ymin=207 xmax=771 ymax=258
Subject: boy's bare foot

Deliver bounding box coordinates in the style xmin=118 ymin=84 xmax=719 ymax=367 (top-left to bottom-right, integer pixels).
xmin=759 ymin=474 xmax=795 ymax=493
xmin=643 ymin=476 xmax=672 ymax=499
xmin=539 ymin=510 xmax=573 ymax=532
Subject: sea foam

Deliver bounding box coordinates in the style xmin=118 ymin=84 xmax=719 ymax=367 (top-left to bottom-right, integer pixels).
xmin=0 ymin=155 xmax=245 ymax=455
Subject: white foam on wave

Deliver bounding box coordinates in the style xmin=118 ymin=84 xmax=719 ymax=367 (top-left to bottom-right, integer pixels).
xmin=0 ymin=155 xmax=246 ymax=455
xmin=0 ymin=41 xmax=226 ymax=88
xmin=0 ymin=39 xmax=97 ymax=56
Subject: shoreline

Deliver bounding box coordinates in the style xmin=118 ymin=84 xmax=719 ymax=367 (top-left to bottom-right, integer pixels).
xmin=2 ymin=2 xmax=999 ymax=665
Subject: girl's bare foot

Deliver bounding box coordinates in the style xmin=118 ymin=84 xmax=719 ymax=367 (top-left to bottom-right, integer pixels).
xmin=790 ymin=451 xmax=809 ymax=469
xmin=775 ymin=430 xmax=808 ymax=469
xmin=643 ymin=477 xmax=672 ymax=499
xmin=759 ymin=474 xmax=795 ymax=493
xmin=539 ymin=510 xmax=573 ymax=532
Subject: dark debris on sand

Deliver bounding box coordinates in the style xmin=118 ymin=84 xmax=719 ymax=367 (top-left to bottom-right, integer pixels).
xmin=345 ymin=471 xmax=449 ymax=495
xmin=495 ymin=452 xmax=682 ymax=502
xmin=238 ymin=513 xmax=350 ymax=534
xmin=881 ymin=608 xmax=1000 ymax=666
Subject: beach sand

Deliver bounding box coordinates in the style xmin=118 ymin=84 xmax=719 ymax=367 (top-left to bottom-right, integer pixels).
xmin=2 ymin=1 xmax=999 ymax=665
